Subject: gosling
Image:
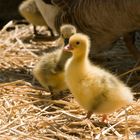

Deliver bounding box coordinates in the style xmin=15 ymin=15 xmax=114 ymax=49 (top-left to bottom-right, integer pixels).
xmin=19 ymin=0 xmax=54 ymax=36
xmin=64 ymin=33 xmax=134 ymax=121
xmin=33 ymin=24 xmax=76 ymax=96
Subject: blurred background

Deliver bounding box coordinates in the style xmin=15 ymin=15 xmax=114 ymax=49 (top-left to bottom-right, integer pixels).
xmin=0 ymin=0 xmax=23 ymax=28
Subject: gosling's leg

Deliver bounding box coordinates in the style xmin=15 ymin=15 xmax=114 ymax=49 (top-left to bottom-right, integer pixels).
xmin=33 ymin=25 xmax=38 ymax=35
xmin=123 ymin=32 xmax=140 ymax=61
xmin=48 ymin=26 xmax=54 ymax=37
xmin=86 ymin=111 xmax=93 ymax=119
xmin=86 ymin=112 xmax=108 ymax=123
xmin=33 ymin=25 xmax=44 ymax=38
xmin=48 ymin=85 xmax=55 ymax=99
xmin=33 ymin=25 xmax=49 ymax=40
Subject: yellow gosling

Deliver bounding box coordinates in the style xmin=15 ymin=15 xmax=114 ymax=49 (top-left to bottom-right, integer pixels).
xmin=33 ymin=24 xmax=76 ymax=95
xmin=19 ymin=0 xmax=53 ymax=36
xmin=64 ymin=33 xmax=134 ymax=121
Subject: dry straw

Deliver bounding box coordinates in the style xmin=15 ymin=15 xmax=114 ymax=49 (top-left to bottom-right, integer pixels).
xmin=0 ymin=21 xmax=140 ymax=139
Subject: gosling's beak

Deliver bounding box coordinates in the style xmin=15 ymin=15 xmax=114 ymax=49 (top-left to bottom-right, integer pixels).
xmin=64 ymin=45 xmax=73 ymax=51
xmin=64 ymin=38 xmax=69 ymax=46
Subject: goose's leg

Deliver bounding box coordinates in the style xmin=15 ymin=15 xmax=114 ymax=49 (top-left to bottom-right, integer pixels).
xmin=124 ymin=32 xmax=140 ymax=61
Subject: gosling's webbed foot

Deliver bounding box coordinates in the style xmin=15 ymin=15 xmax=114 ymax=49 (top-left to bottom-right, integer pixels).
xmin=86 ymin=111 xmax=108 ymax=124
xmin=101 ymin=114 xmax=108 ymax=123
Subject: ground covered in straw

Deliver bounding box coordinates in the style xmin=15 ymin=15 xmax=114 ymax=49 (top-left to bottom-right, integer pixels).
xmin=0 ymin=21 xmax=140 ymax=140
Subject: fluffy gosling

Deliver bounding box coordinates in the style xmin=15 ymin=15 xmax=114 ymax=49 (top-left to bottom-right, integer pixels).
xmin=33 ymin=24 xmax=76 ymax=96
xmin=64 ymin=33 xmax=134 ymax=121
xmin=19 ymin=0 xmax=54 ymax=36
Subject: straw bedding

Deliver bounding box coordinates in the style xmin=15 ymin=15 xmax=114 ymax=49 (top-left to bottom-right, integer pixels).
xmin=0 ymin=21 xmax=140 ymax=140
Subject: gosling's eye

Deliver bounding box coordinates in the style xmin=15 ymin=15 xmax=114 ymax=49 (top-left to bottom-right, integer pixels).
xmin=76 ymin=41 xmax=80 ymax=45
xmin=71 ymin=33 xmax=74 ymax=35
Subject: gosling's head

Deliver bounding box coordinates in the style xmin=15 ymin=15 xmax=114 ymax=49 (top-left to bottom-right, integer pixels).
xmin=60 ymin=24 xmax=77 ymax=45
xmin=64 ymin=33 xmax=90 ymax=57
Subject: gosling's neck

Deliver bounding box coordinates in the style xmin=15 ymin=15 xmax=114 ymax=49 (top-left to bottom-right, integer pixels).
xmin=72 ymin=48 xmax=89 ymax=63
xmin=66 ymin=48 xmax=90 ymax=81
xmin=70 ymin=48 xmax=90 ymax=73
xmin=56 ymin=37 xmax=64 ymax=47
xmin=56 ymin=51 xmax=72 ymax=71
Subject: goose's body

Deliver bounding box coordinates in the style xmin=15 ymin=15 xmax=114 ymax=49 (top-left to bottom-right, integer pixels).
xmin=52 ymin=0 xmax=140 ymax=60
xmin=33 ymin=24 xmax=76 ymax=94
xmin=64 ymin=33 xmax=133 ymax=116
